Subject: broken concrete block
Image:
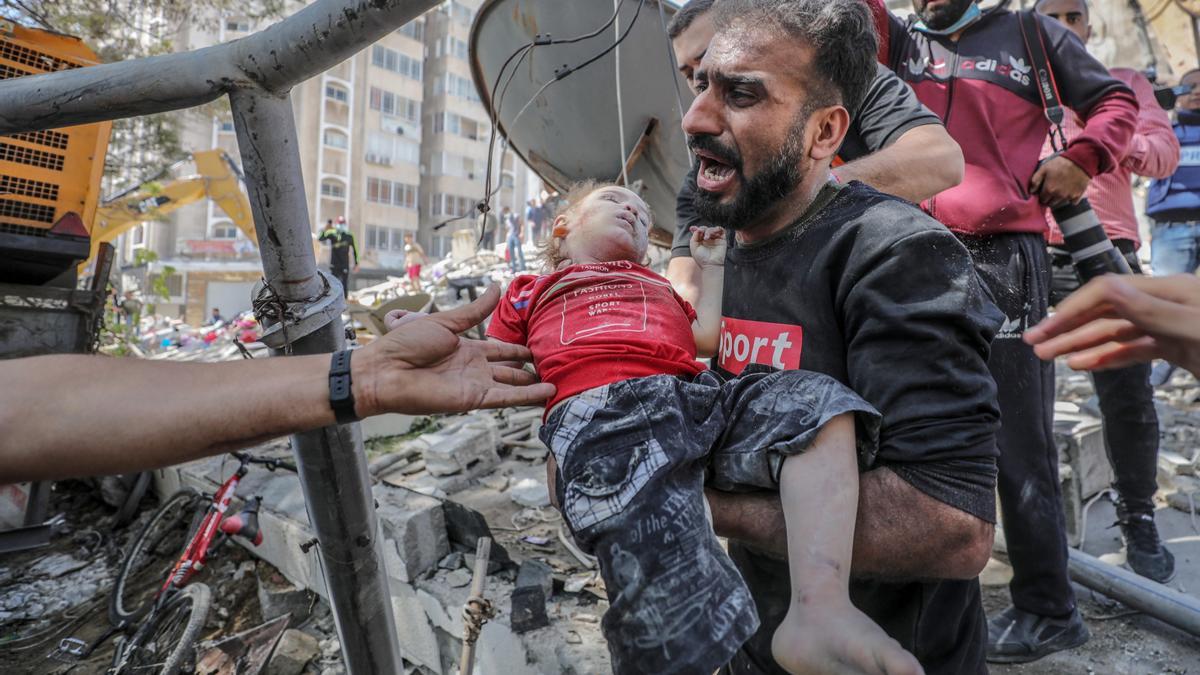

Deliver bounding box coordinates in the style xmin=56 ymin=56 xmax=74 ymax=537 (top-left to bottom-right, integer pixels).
xmin=1159 ymin=450 xmax=1195 ymax=477
xmin=442 ymin=499 xmax=513 ymax=568
xmin=374 ymin=484 xmax=449 ymax=583
xmin=266 ymin=629 xmax=318 ymax=675
xmin=257 ymin=564 xmax=313 ymax=625
xmin=390 ymin=580 xmax=441 ymax=672
xmin=417 ymin=414 xmax=500 ymax=478
xmin=510 ymin=560 xmax=554 ymax=633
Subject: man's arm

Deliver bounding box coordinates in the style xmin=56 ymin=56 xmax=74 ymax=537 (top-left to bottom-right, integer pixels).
xmin=833 ymin=124 xmax=963 ymax=203
xmin=705 ymin=466 xmax=993 ymax=580
xmin=834 ymin=63 xmax=961 ymax=203
xmin=0 ymin=287 xmax=553 ymax=484
xmin=1120 ymin=70 xmax=1181 ymax=179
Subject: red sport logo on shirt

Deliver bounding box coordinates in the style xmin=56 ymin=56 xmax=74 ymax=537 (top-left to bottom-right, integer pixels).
xmin=717 ymin=317 xmax=803 ymax=375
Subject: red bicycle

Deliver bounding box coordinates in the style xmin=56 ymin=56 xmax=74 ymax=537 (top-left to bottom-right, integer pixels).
xmin=100 ymin=451 xmax=291 ymax=674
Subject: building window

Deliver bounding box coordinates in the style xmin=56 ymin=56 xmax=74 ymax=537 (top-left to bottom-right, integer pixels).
xmin=211 ymin=221 xmax=239 ymax=239
xmin=500 ymin=172 xmax=514 ymax=188
xmin=369 ymin=87 xmax=420 ymax=123
xmin=323 ymin=129 xmax=349 ymax=149
xmin=433 ymin=112 xmax=485 ymax=141
xmin=366 ymin=225 xmax=413 ymax=252
xmin=366 ymin=132 xmax=419 ymax=165
xmin=431 ymin=152 xmax=479 ymax=180
xmin=225 ymin=19 xmax=252 ymax=32
xmin=397 ymin=20 xmax=424 ymax=42
xmin=366 ymin=177 xmax=418 ymax=209
xmin=443 ymin=0 xmax=472 ymax=26
xmin=439 ymin=36 xmax=469 ymax=61
xmin=434 ymin=73 xmax=479 ymax=102
xmin=325 ymin=84 xmax=349 ymax=103
xmin=371 ymin=45 xmax=423 ymax=81
xmin=218 ymin=120 xmax=235 ymax=133
xmin=430 ymin=193 xmax=475 ymax=218
xmin=321 ymin=180 xmax=347 ymax=199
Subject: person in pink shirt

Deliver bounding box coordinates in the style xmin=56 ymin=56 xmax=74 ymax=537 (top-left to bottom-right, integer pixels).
xmin=1037 ymin=0 xmax=1181 ymax=584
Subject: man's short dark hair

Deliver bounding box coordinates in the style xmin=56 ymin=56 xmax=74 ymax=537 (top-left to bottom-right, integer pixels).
xmin=712 ymin=0 xmax=877 ymax=114
xmin=1034 ymin=0 xmax=1090 ymax=20
xmin=666 ymin=0 xmax=716 ymax=41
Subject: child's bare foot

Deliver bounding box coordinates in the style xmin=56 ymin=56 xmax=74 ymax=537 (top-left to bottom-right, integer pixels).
xmin=771 ymin=598 xmax=924 ymax=675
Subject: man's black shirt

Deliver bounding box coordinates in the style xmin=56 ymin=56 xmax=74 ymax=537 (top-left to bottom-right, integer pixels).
xmin=716 ymin=181 xmax=1002 ymax=675
xmin=673 ymin=63 xmax=941 ymax=257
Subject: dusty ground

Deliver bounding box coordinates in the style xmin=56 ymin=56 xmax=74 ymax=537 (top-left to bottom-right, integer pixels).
xmin=984 ymin=581 xmax=1200 ymax=675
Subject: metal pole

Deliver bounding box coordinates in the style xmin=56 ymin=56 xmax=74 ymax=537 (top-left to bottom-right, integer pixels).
xmin=228 ymin=88 xmax=402 ymax=673
xmin=1069 ymin=548 xmax=1200 ymax=638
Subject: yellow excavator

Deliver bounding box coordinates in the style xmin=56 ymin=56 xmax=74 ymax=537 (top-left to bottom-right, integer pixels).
xmin=86 ymin=148 xmax=257 ymax=270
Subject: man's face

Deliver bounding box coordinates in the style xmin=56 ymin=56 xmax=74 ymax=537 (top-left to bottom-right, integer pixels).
xmin=671 ymin=12 xmax=715 ymax=92
xmin=1179 ymin=71 xmax=1200 ymax=112
xmin=681 ymin=25 xmax=816 ymax=230
xmin=911 ymin=0 xmax=976 ymax=30
xmin=1036 ymin=0 xmax=1090 ymax=44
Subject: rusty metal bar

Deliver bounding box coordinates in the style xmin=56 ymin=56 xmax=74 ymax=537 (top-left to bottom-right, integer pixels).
xmin=0 ymin=0 xmax=439 ymax=134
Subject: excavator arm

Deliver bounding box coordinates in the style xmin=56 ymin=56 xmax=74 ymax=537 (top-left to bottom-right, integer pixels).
xmin=85 ymin=149 xmax=256 ymax=269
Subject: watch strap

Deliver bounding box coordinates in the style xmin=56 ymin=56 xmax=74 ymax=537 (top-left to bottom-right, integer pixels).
xmin=329 ymin=350 xmax=358 ymax=424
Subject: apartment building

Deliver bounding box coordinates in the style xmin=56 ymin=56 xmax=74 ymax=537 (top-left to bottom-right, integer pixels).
xmin=131 ymin=0 xmax=534 ymax=322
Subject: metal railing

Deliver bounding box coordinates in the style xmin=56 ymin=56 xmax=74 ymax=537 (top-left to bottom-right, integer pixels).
xmin=0 ymin=1 xmax=442 ymax=671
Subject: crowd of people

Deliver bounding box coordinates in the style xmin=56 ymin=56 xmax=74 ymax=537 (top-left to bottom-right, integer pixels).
xmin=3 ymin=1 xmax=1200 ymax=674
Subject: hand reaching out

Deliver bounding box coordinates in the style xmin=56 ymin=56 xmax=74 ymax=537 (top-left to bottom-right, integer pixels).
xmin=689 ymin=225 xmax=727 ymax=269
xmin=1024 ymin=274 xmax=1200 ymax=377
xmin=355 ymin=285 xmax=554 ymax=415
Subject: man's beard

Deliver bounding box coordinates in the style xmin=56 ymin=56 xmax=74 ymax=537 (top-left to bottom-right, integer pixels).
xmin=690 ymin=121 xmax=809 ymax=231
xmin=913 ymin=0 xmax=975 ymax=30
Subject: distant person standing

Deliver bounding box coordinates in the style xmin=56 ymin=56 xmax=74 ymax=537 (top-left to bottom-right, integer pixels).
xmin=503 ymin=206 xmax=526 ymax=273
xmin=526 ymin=198 xmax=544 ymax=241
xmin=1146 ymin=67 xmax=1200 ymax=385
xmin=1036 ymin=0 xmax=1180 ymax=585
xmin=1147 ymin=68 xmax=1200 ymax=277
xmin=319 ymin=216 xmax=359 ymax=298
xmin=205 ymin=307 xmax=227 ymax=326
xmin=403 ymin=232 xmax=427 ymax=294
xmin=478 ymin=209 xmax=498 ymax=251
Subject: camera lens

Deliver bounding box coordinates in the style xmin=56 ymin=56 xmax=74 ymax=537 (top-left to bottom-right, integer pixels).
xmin=1051 ymin=198 xmax=1131 ymax=281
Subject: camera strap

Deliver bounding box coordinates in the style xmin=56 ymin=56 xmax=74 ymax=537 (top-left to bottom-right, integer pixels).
xmin=1018 ymin=10 xmax=1068 ymax=152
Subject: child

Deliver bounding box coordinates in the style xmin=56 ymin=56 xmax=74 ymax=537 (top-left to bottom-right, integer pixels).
xmin=487 ymin=181 xmax=920 ymax=675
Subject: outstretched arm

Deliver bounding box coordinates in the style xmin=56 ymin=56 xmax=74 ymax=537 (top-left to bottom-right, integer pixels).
xmin=0 ymin=286 xmax=554 ymax=483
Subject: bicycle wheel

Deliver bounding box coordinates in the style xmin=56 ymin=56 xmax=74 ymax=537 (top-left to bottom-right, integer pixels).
xmin=110 ymin=488 xmax=202 ymax=625
xmin=116 ymin=583 xmax=211 ymax=675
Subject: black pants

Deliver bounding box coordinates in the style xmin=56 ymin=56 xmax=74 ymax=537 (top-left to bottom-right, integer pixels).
xmin=332 ymin=267 xmax=350 ymax=298
xmin=958 ymin=232 xmax=1072 ymax=617
xmin=1047 ymin=241 xmax=1160 ymax=514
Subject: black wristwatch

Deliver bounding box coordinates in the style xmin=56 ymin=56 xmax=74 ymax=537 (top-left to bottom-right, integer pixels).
xmin=329 ymin=350 xmax=359 ymax=424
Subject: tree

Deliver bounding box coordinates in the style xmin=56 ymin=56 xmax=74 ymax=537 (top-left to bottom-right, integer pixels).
xmin=0 ymin=0 xmax=284 ymax=183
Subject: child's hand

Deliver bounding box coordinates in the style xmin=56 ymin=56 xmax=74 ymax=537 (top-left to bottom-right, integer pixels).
xmin=689 ymin=226 xmax=726 ymax=269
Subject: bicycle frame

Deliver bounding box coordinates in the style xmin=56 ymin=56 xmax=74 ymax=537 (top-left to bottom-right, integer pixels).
xmin=158 ymin=460 xmax=248 ymax=597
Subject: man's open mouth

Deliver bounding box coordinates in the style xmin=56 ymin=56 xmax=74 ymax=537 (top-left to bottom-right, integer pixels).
xmin=696 ymin=153 xmax=738 ymax=193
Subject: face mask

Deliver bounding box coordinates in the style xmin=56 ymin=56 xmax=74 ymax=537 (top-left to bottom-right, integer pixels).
xmin=913 ymin=2 xmax=982 ymax=36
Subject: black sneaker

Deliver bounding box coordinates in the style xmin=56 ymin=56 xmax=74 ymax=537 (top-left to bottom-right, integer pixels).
xmin=1115 ymin=506 xmax=1176 ymax=583
xmin=986 ymin=605 xmax=1090 ymax=664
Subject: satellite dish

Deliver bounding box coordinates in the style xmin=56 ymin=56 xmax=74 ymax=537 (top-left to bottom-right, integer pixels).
xmin=469 ymin=0 xmax=693 ymax=246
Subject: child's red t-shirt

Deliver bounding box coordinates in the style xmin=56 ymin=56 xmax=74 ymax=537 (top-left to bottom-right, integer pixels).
xmin=487 ymin=261 xmax=705 ymax=411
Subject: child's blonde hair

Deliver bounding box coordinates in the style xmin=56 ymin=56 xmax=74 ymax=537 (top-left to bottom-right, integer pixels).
xmin=537 ymin=180 xmax=652 ymax=270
